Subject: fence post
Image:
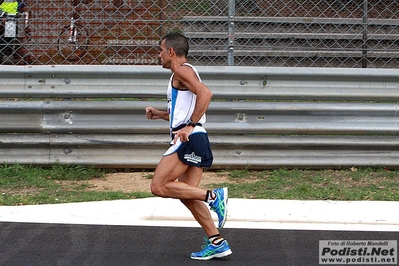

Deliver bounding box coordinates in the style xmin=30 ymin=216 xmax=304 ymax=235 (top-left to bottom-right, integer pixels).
xmin=362 ymin=0 xmax=368 ymax=68
xmin=227 ymin=0 xmax=235 ymax=66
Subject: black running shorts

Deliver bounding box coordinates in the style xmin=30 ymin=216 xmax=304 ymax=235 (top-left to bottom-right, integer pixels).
xmin=164 ymin=126 xmax=213 ymax=168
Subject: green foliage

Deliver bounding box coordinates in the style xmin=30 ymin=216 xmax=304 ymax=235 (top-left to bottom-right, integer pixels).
xmin=228 ymin=167 xmax=251 ymax=179
xmin=1 ymin=165 xmax=399 ymax=206
xmin=0 ymin=164 xmax=112 ymax=206
xmin=49 ymin=164 xmax=105 ymax=181
xmin=217 ymin=168 xmax=399 ymax=201
xmin=0 ymin=190 xmax=152 ymax=206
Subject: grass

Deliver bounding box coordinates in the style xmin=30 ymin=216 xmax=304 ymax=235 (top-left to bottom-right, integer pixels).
xmin=0 ymin=165 xmax=399 ymax=206
xmin=218 ymin=167 xmax=399 ymax=201
xmin=0 ymin=164 xmax=152 ymax=206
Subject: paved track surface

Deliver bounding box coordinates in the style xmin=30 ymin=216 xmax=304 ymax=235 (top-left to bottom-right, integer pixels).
xmin=0 ymin=198 xmax=398 ymax=266
xmin=1 ymin=222 xmax=398 ymax=266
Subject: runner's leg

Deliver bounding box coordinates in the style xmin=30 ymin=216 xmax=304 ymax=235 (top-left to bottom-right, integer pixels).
xmin=178 ymin=166 xmax=219 ymax=237
xmin=151 ymin=152 xmax=207 ymax=201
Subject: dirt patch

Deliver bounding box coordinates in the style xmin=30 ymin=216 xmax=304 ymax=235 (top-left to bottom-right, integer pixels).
xmin=84 ymin=171 xmax=239 ymax=193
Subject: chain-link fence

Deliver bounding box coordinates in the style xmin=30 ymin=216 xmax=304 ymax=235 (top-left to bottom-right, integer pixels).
xmin=1 ymin=0 xmax=399 ymax=67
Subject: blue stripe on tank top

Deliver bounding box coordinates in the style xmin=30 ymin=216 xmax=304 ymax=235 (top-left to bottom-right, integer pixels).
xmin=170 ymin=87 xmax=179 ymax=128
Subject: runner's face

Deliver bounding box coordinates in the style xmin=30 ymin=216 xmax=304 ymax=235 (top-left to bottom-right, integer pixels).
xmin=159 ymin=40 xmax=171 ymax=69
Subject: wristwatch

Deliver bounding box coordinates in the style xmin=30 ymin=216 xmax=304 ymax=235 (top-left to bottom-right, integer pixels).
xmin=186 ymin=119 xmax=197 ymax=127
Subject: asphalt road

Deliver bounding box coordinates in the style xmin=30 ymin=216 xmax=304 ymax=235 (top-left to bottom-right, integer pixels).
xmin=1 ymin=222 xmax=398 ymax=266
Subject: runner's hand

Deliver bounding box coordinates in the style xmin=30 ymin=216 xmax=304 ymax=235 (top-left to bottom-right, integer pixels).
xmin=145 ymin=107 xmax=161 ymax=120
xmin=172 ymin=126 xmax=194 ymax=144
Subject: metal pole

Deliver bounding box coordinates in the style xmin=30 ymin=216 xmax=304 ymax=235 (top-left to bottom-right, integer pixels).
xmin=362 ymin=0 xmax=368 ymax=68
xmin=227 ymin=0 xmax=235 ymax=66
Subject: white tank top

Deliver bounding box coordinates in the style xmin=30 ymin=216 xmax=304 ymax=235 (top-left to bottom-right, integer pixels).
xmin=167 ymin=63 xmax=206 ymax=130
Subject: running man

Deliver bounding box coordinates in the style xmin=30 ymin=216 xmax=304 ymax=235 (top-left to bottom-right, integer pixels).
xmin=145 ymin=32 xmax=232 ymax=260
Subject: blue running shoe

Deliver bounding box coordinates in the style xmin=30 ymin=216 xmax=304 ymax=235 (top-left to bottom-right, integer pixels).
xmin=190 ymin=238 xmax=232 ymax=260
xmin=209 ymin=187 xmax=228 ymax=228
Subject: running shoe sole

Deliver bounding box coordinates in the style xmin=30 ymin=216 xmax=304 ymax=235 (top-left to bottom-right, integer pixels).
xmin=191 ymin=249 xmax=232 ymax=260
xmin=218 ymin=187 xmax=228 ymax=228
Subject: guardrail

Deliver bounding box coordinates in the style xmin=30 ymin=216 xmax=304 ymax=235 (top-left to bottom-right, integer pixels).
xmin=0 ymin=65 xmax=398 ymax=169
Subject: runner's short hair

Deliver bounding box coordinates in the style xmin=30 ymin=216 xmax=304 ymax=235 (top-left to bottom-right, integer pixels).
xmin=161 ymin=32 xmax=189 ymax=58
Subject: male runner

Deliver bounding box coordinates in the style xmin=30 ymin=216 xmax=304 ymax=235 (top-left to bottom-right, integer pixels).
xmin=145 ymin=32 xmax=232 ymax=260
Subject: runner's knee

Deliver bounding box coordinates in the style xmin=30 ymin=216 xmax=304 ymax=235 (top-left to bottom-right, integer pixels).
xmin=150 ymin=182 xmax=163 ymax=197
